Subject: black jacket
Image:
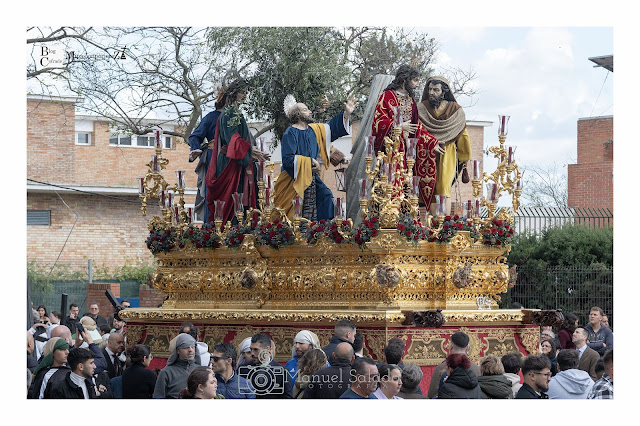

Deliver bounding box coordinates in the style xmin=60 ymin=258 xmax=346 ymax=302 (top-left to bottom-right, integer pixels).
xmin=48 ymin=371 xmax=98 ymax=399
xmin=438 ymin=367 xmax=482 ymax=399
xmin=478 ymin=374 xmax=514 ymax=399
xmin=515 ymin=382 xmax=548 ymax=399
xmin=29 ymin=366 xmax=70 ymax=399
xmin=303 ymin=358 xmax=352 ymax=399
xmin=323 ymin=336 xmax=353 ymax=366
xmin=102 ymin=348 xmax=124 ymax=379
xmin=63 ymin=316 xmax=80 ymax=334
xmin=122 ymin=363 xmax=157 ymax=399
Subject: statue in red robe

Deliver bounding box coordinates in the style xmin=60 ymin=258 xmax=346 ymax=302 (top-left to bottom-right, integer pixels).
xmin=372 ymin=65 xmax=440 ymax=207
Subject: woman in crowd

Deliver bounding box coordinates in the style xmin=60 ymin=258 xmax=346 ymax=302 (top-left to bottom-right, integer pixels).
xmin=36 ymin=305 xmax=50 ymax=325
xmin=293 ymin=349 xmax=327 ymax=398
xmin=540 ymin=338 xmax=558 ymax=376
xmin=373 ymin=363 xmax=404 ymax=399
xmin=179 ymin=367 xmax=223 ymax=399
xmin=477 ymin=355 xmax=513 ymax=399
xmin=122 ymin=344 xmax=156 ymax=398
xmin=396 ymin=363 xmax=427 ymax=399
xmin=438 ymin=354 xmax=482 ymax=399
xmin=558 ymin=312 xmax=579 ymax=349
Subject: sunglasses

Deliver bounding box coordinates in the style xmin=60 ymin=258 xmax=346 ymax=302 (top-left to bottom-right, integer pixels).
xmin=211 ymin=356 xmax=230 ymax=362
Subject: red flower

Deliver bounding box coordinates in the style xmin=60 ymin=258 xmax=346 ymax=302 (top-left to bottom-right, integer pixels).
xmin=453 ymin=215 xmax=459 ymax=220
xmin=496 ymin=240 xmax=502 ymax=245
xmin=266 ymin=223 xmax=272 ymax=228
xmin=398 ymin=224 xmax=405 ymax=231
xmin=414 ymin=235 xmax=419 ymax=241
xmin=371 ymin=217 xmax=378 ymax=223
xmin=406 ymin=231 xmax=411 ymax=237
xmin=310 ymin=221 xmax=317 ymax=227
xmin=443 ymin=224 xmax=449 ymax=230
xmin=445 ymin=215 xmax=452 ymax=221
xmin=203 ymin=234 xmax=210 ymax=240
xmin=238 ymin=234 xmax=244 ymax=241
xmin=330 ymin=224 xmax=337 ymax=230
xmin=230 ymin=238 xmax=236 ymax=244
xmin=284 ymin=232 xmax=291 ymax=239
xmin=319 ymin=219 xmax=326 ymax=224
xmin=189 ymin=229 xmax=194 ymax=235
xmin=491 ymin=228 xmax=497 ymax=233
xmin=274 ymin=218 xmax=280 ymax=224
xmin=483 ymin=241 xmax=490 ymax=245
xmin=368 ymin=222 xmax=375 ymax=229
xmin=317 ymin=226 xmax=324 ymax=232
xmin=195 ymin=242 xmax=202 ymax=248
xmin=498 ymin=229 xmax=504 ymax=236
xmin=277 ymin=223 xmax=283 ymax=229
xmin=335 ymin=236 xmax=343 ymax=243
xmin=270 ymin=231 xmax=276 ymax=237
xmin=371 ymin=229 xmax=378 ymax=237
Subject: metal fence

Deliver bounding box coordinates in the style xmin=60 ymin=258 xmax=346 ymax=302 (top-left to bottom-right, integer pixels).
xmin=29 ymin=280 xmax=141 ymax=317
xmin=498 ymin=264 xmax=613 ymax=328
xmin=483 ymin=206 xmax=613 ymax=235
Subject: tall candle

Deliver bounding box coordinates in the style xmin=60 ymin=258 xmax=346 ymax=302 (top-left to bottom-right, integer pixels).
xmin=491 ymin=184 xmax=498 ymax=202
xmin=137 ymin=177 xmax=145 ymax=195
xmin=508 ymin=146 xmax=513 ymax=164
xmin=258 ymin=161 xmax=264 ymax=182
xmin=413 ymin=176 xmax=421 ymax=196
xmin=152 ymin=155 xmax=159 ymax=172
xmin=265 ymin=188 xmax=271 ymax=207
xmin=187 ymin=207 xmax=193 ymax=223
xmin=367 ymin=136 xmax=376 ymax=157
xmin=498 ymin=115 xmax=510 ymax=136
xmin=173 ymin=206 xmax=180 ymax=224
xmin=155 ymin=130 xmax=162 ymax=149
xmin=159 ymin=189 xmax=166 ymax=207
xmin=176 ymin=170 xmax=186 ymax=189
xmin=467 ymin=200 xmax=472 ymax=217
xmin=360 ymin=178 xmax=367 ymax=200
xmin=166 ymin=192 xmax=173 ymax=209
xmin=473 ymin=160 xmax=479 ymax=179
xmin=475 ymin=199 xmax=480 ymax=218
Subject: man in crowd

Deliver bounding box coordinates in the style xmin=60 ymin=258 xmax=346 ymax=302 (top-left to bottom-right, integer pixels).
xmin=371 ymin=65 xmax=439 ymax=209
xmin=210 ymin=342 xmax=255 ymax=399
xmin=107 ymin=299 xmax=129 ymax=329
xmin=338 ymin=356 xmax=378 ymax=399
xmin=588 ymin=349 xmax=613 ymax=399
xmin=547 ymin=349 xmax=594 ymax=399
xmin=427 ymin=331 xmax=481 ymax=398
xmin=501 ymin=352 xmax=523 ymax=397
xmin=153 ymin=333 xmax=198 ymax=398
xmin=102 ymin=333 xmax=125 ymax=379
xmin=353 ymin=332 xmax=364 ymax=358
xmin=241 ymin=333 xmax=292 ymax=399
xmin=285 ymin=330 xmax=322 ymax=384
xmin=179 ymin=322 xmax=209 ymax=366
xmin=585 ymin=306 xmax=613 ymax=356
xmin=378 ymin=337 xmax=405 ymax=368
xmin=323 ymin=319 xmax=357 ymax=364
xmin=83 ymin=302 xmax=108 ymax=328
xmin=274 ymin=94 xmax=355 ymax=221
xmin=417 ymin=76 xmax=472 ymax=215
xmin=304 ymin=342 xmax=354 ymax=399
xmin=516 ymin=354 xmax=551 ymax=399
xmin=48 ymin=347 xmax=111 ymax=399
xmin=573 ymin=326 xmax=600 ymax=380
xmin=63 ymin=303 xmax=80 ymax=334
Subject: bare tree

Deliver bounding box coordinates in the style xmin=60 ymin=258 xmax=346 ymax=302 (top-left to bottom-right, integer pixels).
xmin=521 ymin=163 xmax=568 ymax=208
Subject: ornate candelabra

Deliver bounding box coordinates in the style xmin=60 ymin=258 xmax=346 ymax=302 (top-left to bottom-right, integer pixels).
xmin=137 ymin=130 xmax=189 ymax=231
xmin=361 ymin=128 xmax=420 ymax=228
xmin=471 ymin=115 xmax=523 ymax=225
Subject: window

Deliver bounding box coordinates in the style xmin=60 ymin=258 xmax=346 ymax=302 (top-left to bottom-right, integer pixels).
xmin=164 ymin=136 xmax=172 ymax=149
xmin=136 ymin=135 xmax=154 ymax=147
xmin=109 ymin=134 xmax=131 ymax=146
xmin=27 ymin=210 xmax=50 ymax=226
xmin=76 ymin=132 xmax=91 ymax=145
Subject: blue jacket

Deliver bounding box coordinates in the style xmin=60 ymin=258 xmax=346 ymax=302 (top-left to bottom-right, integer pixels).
xmin=215 ymin=372 xmax=256 ymax=399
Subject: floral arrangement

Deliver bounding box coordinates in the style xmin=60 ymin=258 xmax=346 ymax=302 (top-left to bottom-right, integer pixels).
xmin=396 ymin=214 xmax=427 ymax=245
xmin=428 ymin=215 xmax=458 ymax=243
xmin=352 ymin=216 xmax=380 ymax=249
xmin=253 ymin=217 xmax=295 ymax=249
xmin=224 ymin=224 xmax=249 ymax=248
xmin=303 ymin=219 xmax=351 ymax=244
xmin=146 ymin=226 xmax=176 ymax=254
xmin=179 ymin=223 xmax=222 ymax=249
xmin=480 ymin=218 xmax=514 ymax=246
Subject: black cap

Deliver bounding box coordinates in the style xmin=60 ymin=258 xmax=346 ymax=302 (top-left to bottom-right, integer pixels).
xmin=451 ymin=331 xmax=470 ymax=348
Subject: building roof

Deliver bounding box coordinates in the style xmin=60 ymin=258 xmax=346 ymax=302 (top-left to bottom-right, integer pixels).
xmin=27 ymin=94 xmax=84 ymax=104
xmin=588 ymin=55 xmax=613 ymax=72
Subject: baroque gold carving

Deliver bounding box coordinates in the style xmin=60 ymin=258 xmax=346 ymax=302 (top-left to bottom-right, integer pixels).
xmin=518 ymin=327 xmax=540 ymax=356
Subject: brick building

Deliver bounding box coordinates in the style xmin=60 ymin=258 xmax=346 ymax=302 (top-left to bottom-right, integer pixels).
xmin=567 ymin=115 xmax=613 ymax=214
xmin=27 ymin=94 xmax=196 ymax=274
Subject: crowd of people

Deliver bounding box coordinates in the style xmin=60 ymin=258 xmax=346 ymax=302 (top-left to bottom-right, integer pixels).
xmin=27 ymin=305 xmax=612 ymax=399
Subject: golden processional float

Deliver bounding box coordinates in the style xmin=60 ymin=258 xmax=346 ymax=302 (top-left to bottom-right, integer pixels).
xmin=121 ymin=117 xmax=554 ymax=374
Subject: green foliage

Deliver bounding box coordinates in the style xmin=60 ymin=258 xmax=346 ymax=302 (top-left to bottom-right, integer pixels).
xmin=508 ymin=224 xmax=613 ymax=267
xmin=27 ymin=260 xmax=156 ymax=288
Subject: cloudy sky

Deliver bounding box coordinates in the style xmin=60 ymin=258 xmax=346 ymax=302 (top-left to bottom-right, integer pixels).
xmin=424 ymin=26 xmax=613 ymax=172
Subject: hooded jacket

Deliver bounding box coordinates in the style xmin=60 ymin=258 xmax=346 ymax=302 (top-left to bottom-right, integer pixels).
xmin=437 ymin=367 xmax=482 ymax=399
xmin=478 ymin=374 xmax=514 ymax=399
xmin=503 ymin=372 xmax=522 ymax=398
xmin=547 ymin=369 xmax=594 ymax=399
xmin=153 ymin=334 xmax=198 ymax=399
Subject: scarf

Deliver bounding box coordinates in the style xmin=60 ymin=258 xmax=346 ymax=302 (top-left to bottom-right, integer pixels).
xmin=167 ymin=334 xmax=197 ymax=366
xmin=33 ymin=337 xmax=69 ymax=376
xmin=291 ymin=330 xmax=321 ymax=357
xmin=418 ymin=75 xmax=467 ymax=145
